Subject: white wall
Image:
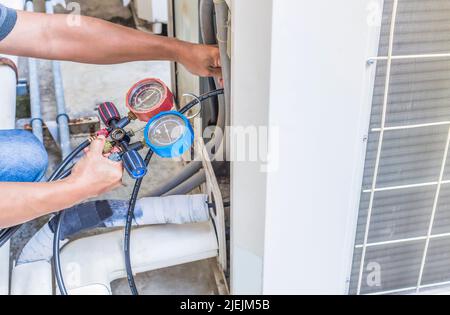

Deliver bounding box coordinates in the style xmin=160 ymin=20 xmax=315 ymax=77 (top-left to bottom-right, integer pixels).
xmin=230 ymin=0 xmax=273 ymax=295
xmin=231 ymin=0 xmax=382 ymax=294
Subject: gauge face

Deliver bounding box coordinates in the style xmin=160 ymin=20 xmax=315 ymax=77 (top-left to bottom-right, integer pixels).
xmin=129 ymin=81 xmax=165 ymax=112
xmin=126 ymin=78 xmax=174 ymax=122
xmin=147 ymin=114 xmax=186 ymax=147
xmin=144 ymin=112 xmax=194 ymax=158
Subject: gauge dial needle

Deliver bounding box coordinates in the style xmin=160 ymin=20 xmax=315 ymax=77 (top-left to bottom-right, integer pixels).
xmin=136 ymin=89 xmax=157 ymax=109
xmin=164 ymin=124 xmax=173 ymax=142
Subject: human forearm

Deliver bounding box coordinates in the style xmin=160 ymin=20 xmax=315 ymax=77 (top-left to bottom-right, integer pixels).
xmin=0 ymin=178 xmax=88 ymax=228
xmin=0 ymin=10 xmax=221 ymax=77
xmin=36 ymin=13 xmax=189 ymax=64
xmin=0 ymin=136 xmax=123 ymax=228
xmin=0 ymin=11 xmax=187 ymax=64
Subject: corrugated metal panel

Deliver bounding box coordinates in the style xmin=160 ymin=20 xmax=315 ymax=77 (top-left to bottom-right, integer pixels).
xmin=350 ymin=0 xmax=450 ymax=295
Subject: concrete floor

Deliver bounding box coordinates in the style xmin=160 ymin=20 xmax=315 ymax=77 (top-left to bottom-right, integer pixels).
xmin=8 ymin=3 xmax=227 ymax=293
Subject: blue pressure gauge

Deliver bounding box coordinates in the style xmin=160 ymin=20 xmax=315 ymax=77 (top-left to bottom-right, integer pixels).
xmin=144 ymin=111 xmax=194 ymax=158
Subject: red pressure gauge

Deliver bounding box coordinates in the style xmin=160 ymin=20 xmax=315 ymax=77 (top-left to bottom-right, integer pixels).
xmin=126 ymin=78 xmax=174 ymax=122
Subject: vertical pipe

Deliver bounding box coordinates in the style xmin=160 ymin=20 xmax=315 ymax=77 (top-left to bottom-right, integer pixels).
xmin=213 ymin=0 xmax=231 ymax=160
xmin=25 ymin=0 xmax=43 ymax=143
xmin=45 ymin=1 xmax=71 ymax=158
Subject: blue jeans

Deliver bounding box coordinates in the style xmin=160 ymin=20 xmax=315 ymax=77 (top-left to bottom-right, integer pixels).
xmin=0 ymin=130 xmax=48 ymax=182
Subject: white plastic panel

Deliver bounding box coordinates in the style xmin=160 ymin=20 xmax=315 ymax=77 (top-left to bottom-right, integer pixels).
xmin=260 ymin=0 xmax=381 ymax=294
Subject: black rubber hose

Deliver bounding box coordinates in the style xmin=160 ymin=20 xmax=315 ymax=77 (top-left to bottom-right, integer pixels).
xmin=49 ymin=140 xmax=90 ymax=181
xmin=52 ymin=165 xmax=75 ymax=295
xmin=51 ymin=141 xmax=97 ymax=296
xmin=0 ymin=225 xmax=21 ymax=248
xmin=124 ymin=150 xmax=154 ymax=296
xmin=123 ymin=90 xmax=225 ymax=294
xmin=179 ymin=89 xmax=224 ymax=115
xmin=53 ymin=211 xmax=68 ymax=295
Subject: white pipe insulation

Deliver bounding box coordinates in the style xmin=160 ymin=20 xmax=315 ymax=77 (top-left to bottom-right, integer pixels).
xmin=11 ymin=195 xmax=217 ymax=295
xmin=0 ymin=0 xmax=23 ymax=130
xmin=0 ymin=0 xmax=25 ymax=296
xmin=11 ymin=222 xmax=218 ymax=295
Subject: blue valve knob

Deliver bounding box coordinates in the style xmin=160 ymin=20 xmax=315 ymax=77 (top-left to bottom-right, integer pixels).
xmin=122 ymin=150 xmax=147 ymax=179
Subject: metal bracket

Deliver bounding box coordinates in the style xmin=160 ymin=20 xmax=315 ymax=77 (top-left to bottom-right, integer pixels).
xmin=16 ymin=79 xmax=29 ymax=97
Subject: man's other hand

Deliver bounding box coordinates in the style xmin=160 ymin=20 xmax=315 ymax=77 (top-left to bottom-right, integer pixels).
xmin=178 ymin=44 xmax=222 ymax=80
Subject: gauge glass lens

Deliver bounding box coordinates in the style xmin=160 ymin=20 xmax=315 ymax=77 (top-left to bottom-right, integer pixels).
xmin=148 ymin=115 xmax=186 ymax=147
xmin=130 ymin=82 xmax=165 ymax=112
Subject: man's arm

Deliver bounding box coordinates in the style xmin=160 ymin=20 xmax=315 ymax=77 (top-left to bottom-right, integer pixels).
xmin=0 ymin=137 xmax=123 ymax=228
xmin=0 ymin=10 xmax=221 ymax=78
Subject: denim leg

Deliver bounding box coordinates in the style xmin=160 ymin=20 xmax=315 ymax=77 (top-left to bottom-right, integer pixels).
xmin=0 ymin=130 xmax=48 ymax=182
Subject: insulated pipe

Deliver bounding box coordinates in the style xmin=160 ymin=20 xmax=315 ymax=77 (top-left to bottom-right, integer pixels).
xmin=200 ymin=0 xmax=216 ymax=45
xmin=16 ymin=195 xmax=211 ymax=266
xmin=213 ymin=0 xmax=231 ymax=149
xmin=25 ymin=0 xmax=43 ymax=143
xmin=0 ymin=56 xmax=17 ymax=129
xmin=163 ymin=171 xmax=207 ymax=197
xmin=45 ymin=1 xmax=71 ymax=158
xmin=148 ymin=161 xmax=202 ymax=197
xmin=201 ymin=0 xmax=226 ymax=148
xmin=12 ymin=223 xmax=218 ymax=295
xmin=200 ymin=0 xmax=220 ymax=127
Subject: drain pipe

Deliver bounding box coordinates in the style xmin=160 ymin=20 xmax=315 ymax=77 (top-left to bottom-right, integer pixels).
xmin=25 ymin=0 xmax=43 ymax=143
xmin=45 ymin=1 xmax=71 ymax=158
xmin=163 ymin=171 xmax=207 ymax=197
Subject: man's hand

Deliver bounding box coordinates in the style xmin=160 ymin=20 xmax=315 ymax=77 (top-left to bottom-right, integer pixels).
xmin=68 ymin=136 xmax=123 ymax=198
xmin=0 ymin=136 xmax=124 ymax=228
xmin=177 ymin=44 xmax=222 ymax=79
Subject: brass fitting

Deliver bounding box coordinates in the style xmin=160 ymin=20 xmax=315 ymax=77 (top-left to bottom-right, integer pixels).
xmin=128 ymin=111 xmax=138 ymax=121
xmin=103 ymin=141 xmax=115 ymax=154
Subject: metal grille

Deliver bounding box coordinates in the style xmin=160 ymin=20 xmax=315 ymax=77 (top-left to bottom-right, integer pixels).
xmin=350 ymin=0 xmax=450 ymax=295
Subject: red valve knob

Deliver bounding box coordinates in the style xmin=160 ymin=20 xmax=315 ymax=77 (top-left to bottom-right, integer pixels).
xmin=98 ymin=102 xmax=121 ymax=127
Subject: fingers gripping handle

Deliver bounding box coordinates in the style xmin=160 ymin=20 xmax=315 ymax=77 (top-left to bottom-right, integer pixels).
xmin=98 ymin=102 xmax=121 ymax=127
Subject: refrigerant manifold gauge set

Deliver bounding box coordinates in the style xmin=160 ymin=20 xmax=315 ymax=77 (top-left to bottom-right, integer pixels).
xmin=97 ymin=78 xmax=195 ymax=179
xmin=0 ymin=76 xmax=224 ymax=296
